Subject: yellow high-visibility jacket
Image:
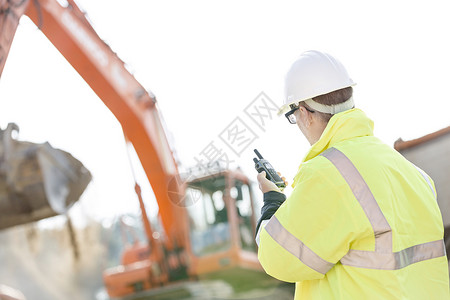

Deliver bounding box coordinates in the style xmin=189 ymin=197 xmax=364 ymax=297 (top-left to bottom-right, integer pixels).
xmin=258 ymin=108 xmax=450 ymax=299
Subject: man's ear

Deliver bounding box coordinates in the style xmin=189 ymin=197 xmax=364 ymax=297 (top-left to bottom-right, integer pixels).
xmin=300 ymin=106 xmax=313 ymax=128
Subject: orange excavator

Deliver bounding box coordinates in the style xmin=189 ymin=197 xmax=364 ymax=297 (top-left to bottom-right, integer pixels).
xmin=0 ymin=1 xmax=285 ymax=299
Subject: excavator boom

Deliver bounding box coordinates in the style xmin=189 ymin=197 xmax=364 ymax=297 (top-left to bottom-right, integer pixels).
xmin=1 ymin=0 xmax=186 ymax=247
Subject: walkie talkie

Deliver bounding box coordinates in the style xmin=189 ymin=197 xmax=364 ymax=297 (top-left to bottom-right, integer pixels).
xmin=253 ymin=149 xmax=286 ymax=189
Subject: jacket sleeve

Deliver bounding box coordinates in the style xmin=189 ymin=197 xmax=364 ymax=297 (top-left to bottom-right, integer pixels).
xmin=257 ymin=160 xmax=363 ymax=283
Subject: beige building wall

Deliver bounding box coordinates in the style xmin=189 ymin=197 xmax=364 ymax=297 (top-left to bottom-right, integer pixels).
xmin=398 ymin=133 xmax=450 ymax=227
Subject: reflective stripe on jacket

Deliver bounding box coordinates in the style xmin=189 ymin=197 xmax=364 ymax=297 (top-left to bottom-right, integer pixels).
xmin=258 ymin=108 xmax=450 ymax=299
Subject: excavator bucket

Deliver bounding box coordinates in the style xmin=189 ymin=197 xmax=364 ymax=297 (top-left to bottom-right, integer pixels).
xmin=0 ymin=123 xmax=92 ymax=230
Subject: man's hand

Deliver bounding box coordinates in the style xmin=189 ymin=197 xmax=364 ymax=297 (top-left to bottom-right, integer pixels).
xmin=255 ymin=171 xmax=288 ymax=240
xmin=257 ymin=171 xmax=288 ymax=193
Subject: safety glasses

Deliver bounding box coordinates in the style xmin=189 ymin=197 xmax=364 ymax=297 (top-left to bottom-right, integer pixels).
xmin=285 ymin=103 xmax=315 ymax=124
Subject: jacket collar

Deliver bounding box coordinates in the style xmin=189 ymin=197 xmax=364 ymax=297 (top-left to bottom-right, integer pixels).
xmin=293 ymin=108 xmax=374 ymax=186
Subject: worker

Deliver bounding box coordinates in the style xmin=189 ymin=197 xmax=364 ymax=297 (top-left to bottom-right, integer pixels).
xmin=255 ymin=50 xmax=450 ymax=299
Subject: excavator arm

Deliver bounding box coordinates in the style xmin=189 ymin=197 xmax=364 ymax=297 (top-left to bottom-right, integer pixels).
xmin=0 ymin=0 xmax=186 ymax=248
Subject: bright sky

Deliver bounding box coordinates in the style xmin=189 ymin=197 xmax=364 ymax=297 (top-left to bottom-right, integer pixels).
xmin=1 ymin=0 xmax=449 ymax=225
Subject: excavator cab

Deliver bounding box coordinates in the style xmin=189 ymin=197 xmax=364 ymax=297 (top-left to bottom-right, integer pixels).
xmin=184 ymin=169 xmax=270 ymax=291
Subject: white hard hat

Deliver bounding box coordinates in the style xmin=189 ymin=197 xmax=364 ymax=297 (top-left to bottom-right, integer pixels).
xmin=279 ymin=50 xmax=356 ymax=115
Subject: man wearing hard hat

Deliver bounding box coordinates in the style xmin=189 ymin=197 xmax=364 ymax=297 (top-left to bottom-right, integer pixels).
xmin=255 ymin=50 xmax=450 ymax=299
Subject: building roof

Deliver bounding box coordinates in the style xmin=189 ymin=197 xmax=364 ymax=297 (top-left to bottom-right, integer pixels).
xmin=394 ymin=126 xmax=450 ymax=151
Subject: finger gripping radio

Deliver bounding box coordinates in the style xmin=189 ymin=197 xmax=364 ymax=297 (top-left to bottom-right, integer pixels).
xmin=253 ymin=149 xmax=286 ymax=189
